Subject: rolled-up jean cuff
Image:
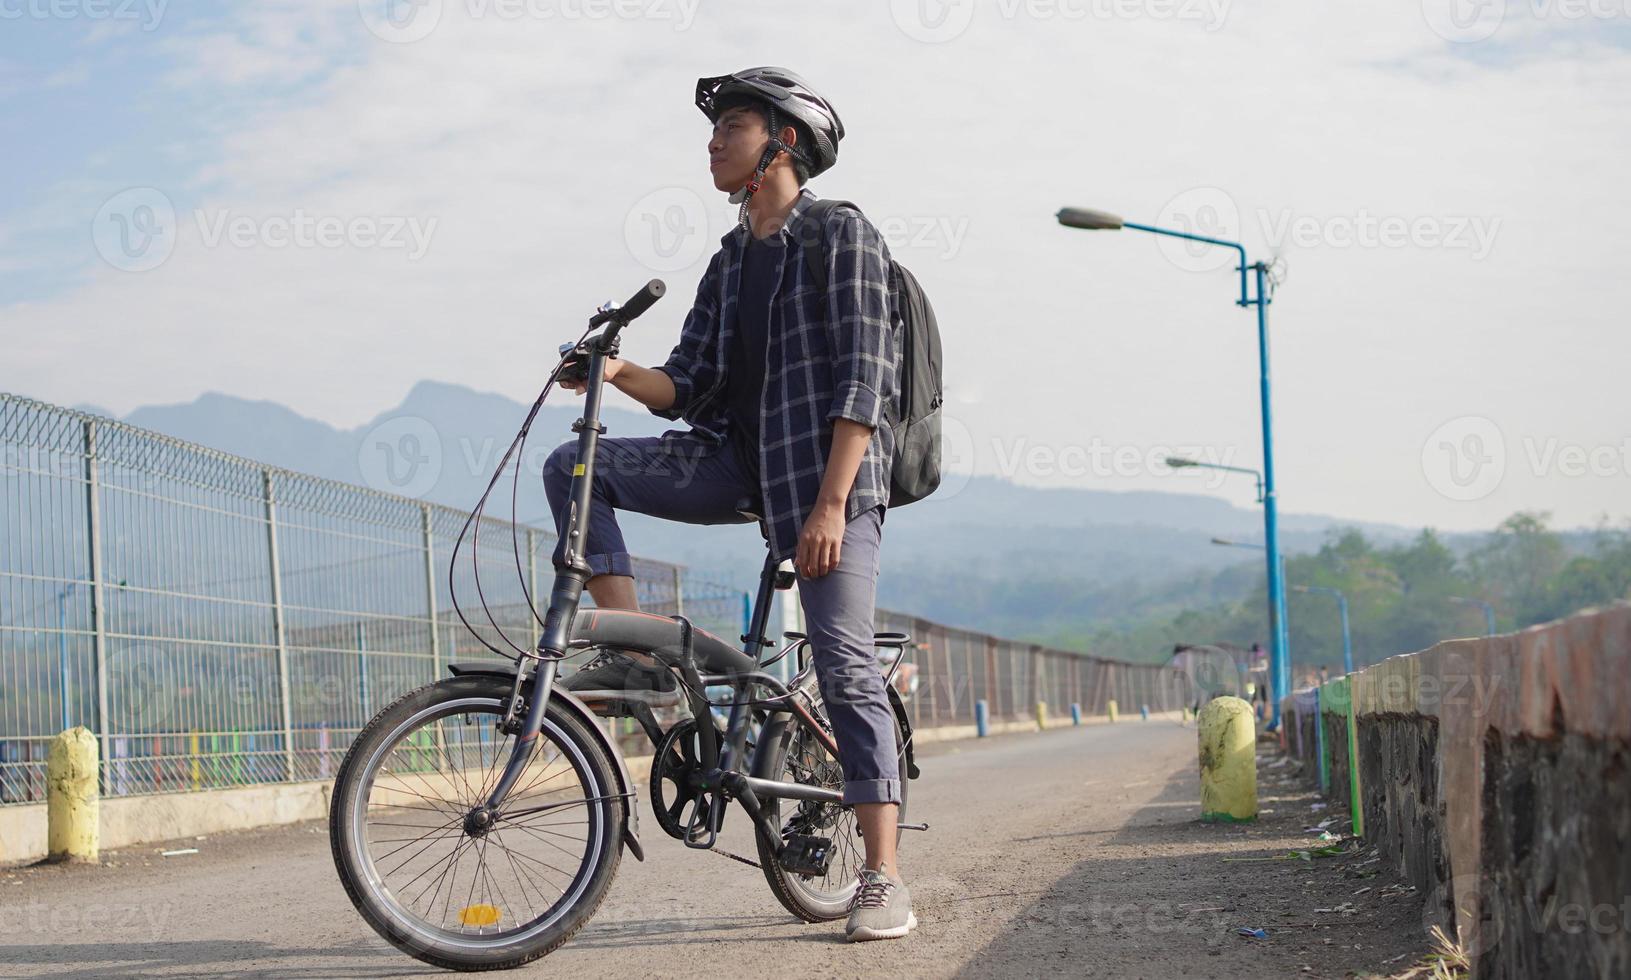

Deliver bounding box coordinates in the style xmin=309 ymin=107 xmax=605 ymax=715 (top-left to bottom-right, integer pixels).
xmin=842 ymin=778 xmax=901 ymax=806
xmin=585 ymin=552 xmax=635 ymax=579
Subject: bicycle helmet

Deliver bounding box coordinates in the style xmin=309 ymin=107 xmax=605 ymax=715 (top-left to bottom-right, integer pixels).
xmin=697 ymin=67 xmax=844 ymax=177
xmin=697 ymin=67 xmax=844 ymax=224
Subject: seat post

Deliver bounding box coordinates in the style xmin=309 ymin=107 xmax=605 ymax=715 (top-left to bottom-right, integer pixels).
xmin=742 ymin=546 xmax=780 ymax=663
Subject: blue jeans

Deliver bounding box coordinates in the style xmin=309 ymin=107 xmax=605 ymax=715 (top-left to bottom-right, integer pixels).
xmin=542 ymin=437 xmax=900 ymax=805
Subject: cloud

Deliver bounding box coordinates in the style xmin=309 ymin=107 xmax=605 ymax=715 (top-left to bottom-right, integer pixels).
xmin=2 ymin=0 xmax=1629 ymax=532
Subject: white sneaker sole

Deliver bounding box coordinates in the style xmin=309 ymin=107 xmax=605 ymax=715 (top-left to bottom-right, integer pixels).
xmin=570 ymin=688 xmax=684 ymax=712
xmin=847 ymin=912 xmax=918 ymax=942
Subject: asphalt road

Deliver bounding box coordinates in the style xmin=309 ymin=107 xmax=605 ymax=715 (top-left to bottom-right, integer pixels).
xmin=0 ymin=720 xmax=1423 ymax=979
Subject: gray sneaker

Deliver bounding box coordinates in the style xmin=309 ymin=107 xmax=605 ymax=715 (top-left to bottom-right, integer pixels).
xmin=563 ymin=649 xmax=679 ymax=713
xmin=845 ymin=869 xmax=917 ymax=942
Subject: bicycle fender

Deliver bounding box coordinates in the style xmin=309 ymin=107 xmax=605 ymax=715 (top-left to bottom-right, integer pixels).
xmin=887 ymin=686 xmax=921 ymax=780
xmin=445 ymin=662 xmax=644 ymax=862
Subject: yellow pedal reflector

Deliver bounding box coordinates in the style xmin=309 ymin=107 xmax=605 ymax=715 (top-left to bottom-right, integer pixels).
xmin=459 ymin=904 xmax=501 ymax=927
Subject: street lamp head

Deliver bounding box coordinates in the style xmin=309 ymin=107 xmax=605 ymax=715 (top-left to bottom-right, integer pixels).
xmin=1056 ymin=207 xmax=1125 ymax=231
xmin=1165 ymin=456 xmax=1198 ymax=469
xmin=1209 ymin=537 xmax=1235 ymax=547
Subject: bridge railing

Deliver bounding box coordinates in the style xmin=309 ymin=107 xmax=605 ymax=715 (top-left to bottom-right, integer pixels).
xmin=1 ymin=392 xmax=1182 ymax=804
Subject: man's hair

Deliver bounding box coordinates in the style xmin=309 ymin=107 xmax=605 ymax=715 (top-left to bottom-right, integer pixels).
xmin=715 ymin=96 xmax=814 ymax=185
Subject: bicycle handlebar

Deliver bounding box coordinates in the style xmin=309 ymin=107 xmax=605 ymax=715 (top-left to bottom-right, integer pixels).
xmin=592 ymin=278 xmax=667 ymax=331
xmin=617 ymin=278 xmax=666 ymax=322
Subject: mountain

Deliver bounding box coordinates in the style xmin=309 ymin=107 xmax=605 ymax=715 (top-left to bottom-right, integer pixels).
xmin=78 ymin=381 xmax=1429 ymax=638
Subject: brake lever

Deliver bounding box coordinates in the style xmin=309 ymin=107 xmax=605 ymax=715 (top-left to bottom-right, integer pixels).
xmin=557 ymin=343 xmax=590 ymax=385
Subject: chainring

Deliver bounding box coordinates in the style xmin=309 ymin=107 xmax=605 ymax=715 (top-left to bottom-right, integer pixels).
xmin=650 ymin=718 xmax=716 ymax=841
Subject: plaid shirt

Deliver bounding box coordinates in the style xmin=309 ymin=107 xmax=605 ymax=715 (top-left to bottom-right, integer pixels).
xmin=648 ymin=190 xmax=898 ymax=563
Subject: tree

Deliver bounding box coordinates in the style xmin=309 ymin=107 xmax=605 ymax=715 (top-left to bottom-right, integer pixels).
xmin=1468 ymin=511 xmax=1566 ymax=625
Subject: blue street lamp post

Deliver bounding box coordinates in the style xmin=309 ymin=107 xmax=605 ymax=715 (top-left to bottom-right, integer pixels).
xmin=1166 ymin=457 xmax=1264 ymax=504
xmin=1211 ymin=537 xmax=1290 ymax=675
xmin=1292 ymin=585 xmax=1353 ymax=675
xmin=1057 ymin=204 xmax=1290 ymax=728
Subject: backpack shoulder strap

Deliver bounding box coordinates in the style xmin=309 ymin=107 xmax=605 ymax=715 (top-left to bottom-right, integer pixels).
xmin=799 ymin=198 xmax=860 ymax=292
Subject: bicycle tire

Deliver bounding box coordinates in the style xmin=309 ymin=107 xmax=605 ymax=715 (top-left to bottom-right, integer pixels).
xmin=754 ymin=710 xmax=910 ymax=922
xmin=329 ymin=675 xmax=623 ymax=971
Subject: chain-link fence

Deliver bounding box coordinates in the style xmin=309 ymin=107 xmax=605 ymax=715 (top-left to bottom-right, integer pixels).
xmin=2 ymin=393 xmax=1182 ymax=805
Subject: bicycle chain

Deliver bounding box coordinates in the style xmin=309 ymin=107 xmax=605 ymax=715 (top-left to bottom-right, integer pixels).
xmin=709 ymin=847 xmax=761 ymax=870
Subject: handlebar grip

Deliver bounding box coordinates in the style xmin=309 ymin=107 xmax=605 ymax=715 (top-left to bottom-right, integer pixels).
xmin=617 ymin=279 xmax=666 ymax=323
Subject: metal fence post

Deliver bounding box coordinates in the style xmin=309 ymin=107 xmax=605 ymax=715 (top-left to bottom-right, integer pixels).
xmin=923 ymin=622 xmax=939 ymax=726
xmin=262 ymin=470 xmax=297 ymax=781
xmin=423 ymin=505 xmax=441 ymax=677
xmin=985 ymin=637 xmax=999 ymax=723
xmin=82 ymin=421 xmax=111 ymax=783
xmin=527 ymin=527 xmax=540 ymax=650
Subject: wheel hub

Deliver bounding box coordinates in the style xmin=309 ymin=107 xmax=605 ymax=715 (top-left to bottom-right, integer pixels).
xmin=462 ymin=806 xmax=496 ymax=838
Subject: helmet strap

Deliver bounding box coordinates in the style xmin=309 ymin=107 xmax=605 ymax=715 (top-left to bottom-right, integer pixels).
xmin=736 ymin=107 xmax=786 ymax=230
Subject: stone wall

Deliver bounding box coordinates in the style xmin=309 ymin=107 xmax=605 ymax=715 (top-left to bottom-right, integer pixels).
xmin=1280 ymin=602 xmax=1630 ymax=979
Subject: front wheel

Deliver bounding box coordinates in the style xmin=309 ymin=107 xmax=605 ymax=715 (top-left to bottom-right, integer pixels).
xmin=329 ymin=675 xmax=623 ymax=971
xmin=754 ymin=709 xmax=911 ymax=922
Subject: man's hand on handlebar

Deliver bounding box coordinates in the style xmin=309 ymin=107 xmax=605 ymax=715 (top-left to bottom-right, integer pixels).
xmin=560 ymin=356 xmax=623 ymax=395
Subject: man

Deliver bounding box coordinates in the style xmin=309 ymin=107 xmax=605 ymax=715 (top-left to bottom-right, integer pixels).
xmin=541 ymin=67 xmax=913 ymax=942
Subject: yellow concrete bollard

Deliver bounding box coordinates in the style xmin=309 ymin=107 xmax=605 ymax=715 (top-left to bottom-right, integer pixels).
xmin=1197 ymin=696 xmax=1257 ymax=823
xmin=1035 ymin=701 xmax=1048 ymax=730
xmin=1107 ymin=699 xmax=1118 ymax=723
xmin=47 ymin=727 xmax=99 ymax=863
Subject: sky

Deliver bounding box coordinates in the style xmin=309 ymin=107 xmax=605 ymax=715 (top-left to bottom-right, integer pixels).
xmin=3 ymin=0 xmax=1629 ymax=533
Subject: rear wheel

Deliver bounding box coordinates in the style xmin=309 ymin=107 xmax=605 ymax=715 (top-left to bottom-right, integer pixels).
xmin=329 ymin=675 xmax=623 ymax=971
xmin=754 ymin=711 xmax=910 ymax=922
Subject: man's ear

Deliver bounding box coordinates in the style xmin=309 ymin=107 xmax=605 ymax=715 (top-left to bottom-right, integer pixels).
xmin=779 ymin=124 xmax=799 ymax=149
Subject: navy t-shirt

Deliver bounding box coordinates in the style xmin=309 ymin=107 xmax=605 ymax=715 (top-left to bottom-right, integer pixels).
xmin=728 ymin=234 xmax=779 ymax=480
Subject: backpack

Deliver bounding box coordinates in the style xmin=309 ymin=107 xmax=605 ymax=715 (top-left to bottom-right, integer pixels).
xmin=801 ymin=199 xmax=944 ymax=508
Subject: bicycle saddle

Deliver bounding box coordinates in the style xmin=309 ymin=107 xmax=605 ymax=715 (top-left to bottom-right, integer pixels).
xmin=733 ymin=494 xmax=763 ymax=521
xmin=734 ymin=493 xmax=777 ymax=544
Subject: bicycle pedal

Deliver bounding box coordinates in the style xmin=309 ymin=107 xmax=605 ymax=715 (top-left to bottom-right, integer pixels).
xmin=683 ymin=793 xmax=718 ymax=849
xmin=777 ymin=834 xmax=832 ymax=877
xmin=897 ymin=821 xmax=930 ymax=832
